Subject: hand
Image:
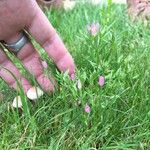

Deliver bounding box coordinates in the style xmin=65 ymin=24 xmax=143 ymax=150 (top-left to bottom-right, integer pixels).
xmin=0 ymin=0 xmax=75 ymax=96
xmin=127 ymin=0 xmax=150 ymax=25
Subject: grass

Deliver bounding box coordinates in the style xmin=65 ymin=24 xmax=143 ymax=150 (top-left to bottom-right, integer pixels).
xmin=0 ymin=3 xmax=150 ymax=150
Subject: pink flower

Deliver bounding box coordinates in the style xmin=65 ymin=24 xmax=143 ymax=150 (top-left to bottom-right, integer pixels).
xmin=98 ymin=76 xmax=105 ymax=87
xmin=77 ymin=79 xmax=82 ymax=89
xmin=70 ymin=73 xmax=75 ymax=81
xmin=87 ymin=22 xmax=100 ymax=36
xmin=41 ymin=61 xmax=48 ymax=69
xmin=84 ymin=103 xmax=91 ymax=113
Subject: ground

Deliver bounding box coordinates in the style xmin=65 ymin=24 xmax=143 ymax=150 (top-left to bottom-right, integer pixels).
xmin=0 ymin=3 xmax=150 ymax=150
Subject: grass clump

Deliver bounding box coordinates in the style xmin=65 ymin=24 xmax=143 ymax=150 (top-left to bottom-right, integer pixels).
xmin=0 ymin=3 xmax=150 ymax=150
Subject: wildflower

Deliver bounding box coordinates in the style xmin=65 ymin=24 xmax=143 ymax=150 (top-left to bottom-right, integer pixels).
xmin=87 ymin=22 xmax=100 ymax=36
xmin=70 ymin=73 xmax=75 ymax=81
xmin=84 ymin=103 xmax=91 ymax=113
xmin=41 ymin=60 xmax=48 ymax=69
xmin=98 ymin=76 xmax=105 ymax=87
xmin=77 ymin=79 xmax=82 ymax=90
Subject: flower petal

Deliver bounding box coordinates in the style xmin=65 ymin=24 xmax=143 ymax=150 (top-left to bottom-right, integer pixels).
xmin=98 ymin=76 xmax=105 ymax=87
xmin=87 ymin=22 xmax=100 ymax=36
xmin=84 ymin=103 xmax=91 ymax=113
xmin=70 ymin=73 xmax=75 ymax=81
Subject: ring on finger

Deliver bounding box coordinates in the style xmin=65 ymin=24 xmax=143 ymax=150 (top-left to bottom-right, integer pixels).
xmin=1 ymin=31 xmax=30 ymax=53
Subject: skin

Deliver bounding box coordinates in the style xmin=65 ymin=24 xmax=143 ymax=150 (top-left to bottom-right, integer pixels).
xmin=127 ymin=0 xmax=150 ymax=23
xmin=0 ymin=0 xmax=75 ymax=94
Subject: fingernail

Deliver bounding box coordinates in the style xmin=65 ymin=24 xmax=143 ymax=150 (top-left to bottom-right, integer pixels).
xmin=12 ymin=96 xmax=22 ymax=108
xmin=27 ymin=86 xmax=44 ymax=101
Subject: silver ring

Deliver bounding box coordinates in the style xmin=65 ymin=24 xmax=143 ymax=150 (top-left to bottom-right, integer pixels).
xmin=2 ymin=31 xmax=29 ymax=53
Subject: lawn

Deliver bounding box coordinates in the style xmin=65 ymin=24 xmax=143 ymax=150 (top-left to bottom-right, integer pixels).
xmin=0 ymin=3 xmax=150 ymax=150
